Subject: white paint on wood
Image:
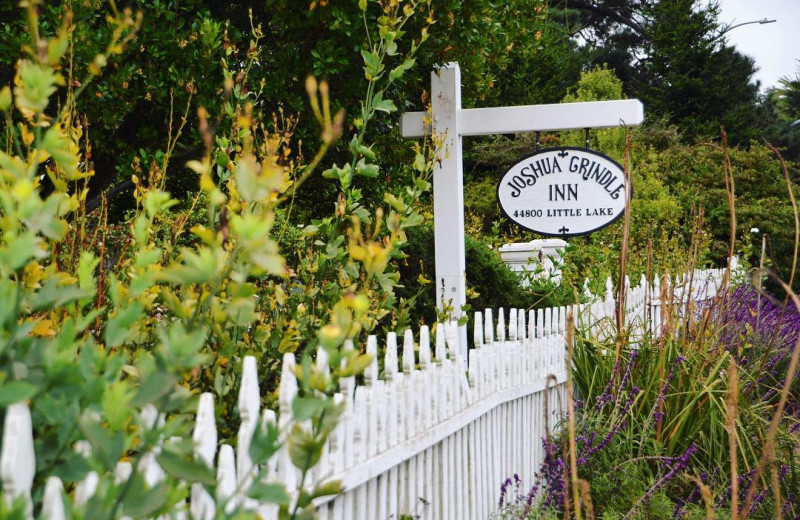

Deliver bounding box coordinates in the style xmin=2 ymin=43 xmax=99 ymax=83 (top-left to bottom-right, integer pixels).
xmin=1 ymin=403 xmax=35 ymax=516
xmin=42 ymin=477 xmax=65 ymax=520
xmin=401 ymin=99 xmax=645 ymax=138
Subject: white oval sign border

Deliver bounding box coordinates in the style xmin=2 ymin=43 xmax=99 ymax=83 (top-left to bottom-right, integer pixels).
xmin=496 ymin=147 xmax=631 ymax=237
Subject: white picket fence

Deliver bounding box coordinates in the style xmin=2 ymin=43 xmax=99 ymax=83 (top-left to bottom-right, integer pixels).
xmin=0 ymin=268 xmax=727 ymax=520
xmin=579 ymin=268 xmax=726 ymax=341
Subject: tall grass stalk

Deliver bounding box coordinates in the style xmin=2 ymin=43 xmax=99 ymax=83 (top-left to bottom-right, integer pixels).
xmin=766 ymin=142 xmax=799 ymax=290
xmin=615 ymin=130 xmax=633 ymax=365
xmin=727 ymin=358 xmax=739 ymax=520
xmin=566 ymin=310 xmax=581 ymax=520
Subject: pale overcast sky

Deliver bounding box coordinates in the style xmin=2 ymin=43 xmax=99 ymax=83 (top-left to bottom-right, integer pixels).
xmin=718 ymin=0 xmax=800 ymax=90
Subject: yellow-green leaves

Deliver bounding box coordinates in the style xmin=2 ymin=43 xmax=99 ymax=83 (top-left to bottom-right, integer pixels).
xmin=144 ymin=190 xmax=177 ymax=219
xmin=288 ymin=423 xmax=324 ymax=471
xmin=40 ymin=125 xmax=80 ymax=179
xmin=0 ymin=230 xmax=46 ymax=273
xmin=14 ymin=60 xmax=59 ymax=116
xmin=0 ymin=86 xmax=11 ymax=112
xmin=105 ymin=302 xmax=144 ymax=347
xmin=46 ymin=32 xmax=69 ymax=67
xmin=361 ymin=49 xmax=383 ymax=80
xmin=159 ymin=248 xmax=222 ymax=285
xmin=102 ymin=380 xmax=134 ymax=430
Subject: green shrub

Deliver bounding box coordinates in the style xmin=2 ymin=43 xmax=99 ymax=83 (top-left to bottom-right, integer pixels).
xmin=0 ymin=0 xmax=436 ymax=517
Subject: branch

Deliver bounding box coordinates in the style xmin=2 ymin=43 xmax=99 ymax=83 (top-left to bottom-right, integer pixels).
xmin=83 ymin=179 xmax=134 ymax=215
xmin=565 ymin=0 xmax=647 ymax=37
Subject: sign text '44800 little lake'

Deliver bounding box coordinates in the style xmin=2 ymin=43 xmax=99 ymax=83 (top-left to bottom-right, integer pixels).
xmin=496 ymin=147 xmax=630 ymax=237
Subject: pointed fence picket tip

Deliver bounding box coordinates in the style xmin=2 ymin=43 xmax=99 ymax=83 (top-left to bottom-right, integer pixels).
xmin=42 ymin=477 xmax=65 ymax=520
xmin=435 ymin=322 xmax=446 ymax=362
xmin=316 ymin=346 xmax=331 ymax=381
xmin=279 ymin=353 xmax=298 ymax=410
xmin=365 ymin=335 xmax=379 ymax=385
xmin=114 ymin=461 xmax=132 ymax=484
xmin=1 ymin=402 xmax=35 ymax=508
xmin=193 ymin=393 xmax=217 ymax=467
xmin=385 ymin=331 xmax=399 ymax=379
xmin=509 ymin=308 xmax=518 ymax=341
xmin=484 ymin=308 xmax=494 ymax=344
xmin=217 ymin=444 xmax=237 ymax=514
xmin=402 ymin=329 xmax=415 ymax=373
xmin=444 ymin=320 xmax=460 ymax=362
xmin=528 ymin=309 xmax=536 ymax=339
xmin=419 ymin=325 xmax=432 ymax=367
xmin=474 ymin=311 xmax=484 ymax=347
xmin=497 ymin=308 xmax=506 ymax=342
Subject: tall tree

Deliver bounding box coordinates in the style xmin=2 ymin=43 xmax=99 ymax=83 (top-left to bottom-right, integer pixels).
xmin=551 ymin=0 xmax=761 ymax=144
xmin=637 ymin=0 xmax=760 ymax=144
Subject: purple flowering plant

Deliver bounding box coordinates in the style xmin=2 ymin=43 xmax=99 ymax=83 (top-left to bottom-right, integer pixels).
xmin=495 ymin=282 xmax=800 ymax=519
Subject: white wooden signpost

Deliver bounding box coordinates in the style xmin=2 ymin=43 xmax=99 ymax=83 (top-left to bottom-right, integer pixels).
xmin=401 ymin=63 xmax=644 ymax=354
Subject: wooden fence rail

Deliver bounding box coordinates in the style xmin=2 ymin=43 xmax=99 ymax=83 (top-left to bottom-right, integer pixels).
xmin=1 ymin=268 xmax=726 ymax=520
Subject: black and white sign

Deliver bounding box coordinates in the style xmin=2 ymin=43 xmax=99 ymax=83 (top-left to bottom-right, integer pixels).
xmin=497 ymin=147 xmax=630 ymax=237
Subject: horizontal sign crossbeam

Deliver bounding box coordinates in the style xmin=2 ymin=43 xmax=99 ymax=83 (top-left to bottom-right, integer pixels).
xmin=400 ymin=99 xmax=644 ymax=138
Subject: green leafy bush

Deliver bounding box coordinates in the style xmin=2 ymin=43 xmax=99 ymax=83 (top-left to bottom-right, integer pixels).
xmin=0 ymin=0 xmax=436 ymax=517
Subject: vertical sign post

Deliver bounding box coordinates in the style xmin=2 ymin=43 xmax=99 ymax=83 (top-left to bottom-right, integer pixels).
xmin=430 ymin=66 xmax=467 ymax=342
xmin=401 ymin=63 xmax=644 ymax=363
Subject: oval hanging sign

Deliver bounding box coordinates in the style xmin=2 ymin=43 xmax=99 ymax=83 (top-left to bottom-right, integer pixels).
xmin=496 ymin=147 xmax=630 ymax=237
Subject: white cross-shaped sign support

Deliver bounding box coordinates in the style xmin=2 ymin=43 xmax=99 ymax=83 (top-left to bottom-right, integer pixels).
xmin=401 ymin=63 xmax=644 ymax=360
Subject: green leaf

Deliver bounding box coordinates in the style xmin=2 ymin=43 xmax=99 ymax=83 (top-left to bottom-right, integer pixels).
xmin=132 ymin=370 xmax=177 ymax=407
xmin=372 ymin=98 xmax=397 ymax=113
xmin=301 ymin=225 xmax=319 ymax=237
xmin=52 ymin=451 xmax=92 ymax=482
xmin=401 ymin=212 xmax=424 ymax=229
xmin=250 ymin=420 xmax=281 ymax=466
xmin=246 ymin=482 xmax=291 ymax=506
xmin=15 ymin=60 xmax=57 ymax=114
xmin=383 ymin=193 xmax=406 ymax=212
xmin=413 ymin=152 xmax=426 ymax=172
xmin=122 ymin=481 xmax=170 ymax=518
xmin=355 ymin=158 xmax=379 ymax=178
xmin=288 ymin=424 xmax=323 ymax=471
xmin=389 ymin=64 xmax=406 ymax=81
xmin=102 ymin=380 xmax=133 ymax=430
xmin=79 ymin=416 xmax=125 ymax=471
xmin=311 ymin=480 xmax=343 ymax=500
xmin=105 ymin=302 xmax=144 ymax=347
xmin=0 ymin=231 xmax=42 ymax=272
xmin=0 ymin=381 xmax=38 ymax=406
xmin=41 ymin=127 xmax=79 ymax=178
xmin=77 ymin=252 xmax=99 ymax=293
xmin=135 ymin=248 xmax=163 ymax=269
xmin=31 ymin=278 xmax=92 ymax=312
xmin=291 ymin=396 xmax=331 ymax=422
xmin=156 ymin=449 xmax=215 ymax=486
xmin=0 ymin=86 xmax=10 ymax=112
xmin=361 ymin=50 xmax=383 ymax=79
xmin=340 ymin=353 xmax=373 ymax=378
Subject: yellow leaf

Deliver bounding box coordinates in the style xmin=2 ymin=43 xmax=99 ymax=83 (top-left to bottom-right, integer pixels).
xmin=31 ymin=319 xmax=55 ymax=337
xmin=20 ymin=124 xmax=34 ymax=147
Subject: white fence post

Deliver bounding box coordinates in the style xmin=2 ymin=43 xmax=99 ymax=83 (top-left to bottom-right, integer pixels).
xmin=1 ymin=403 xmax=35 ymax=518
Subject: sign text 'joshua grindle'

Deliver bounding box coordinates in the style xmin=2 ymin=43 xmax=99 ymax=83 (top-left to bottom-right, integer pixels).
xmin=496 ymin=148 xmax=630 ymax=237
